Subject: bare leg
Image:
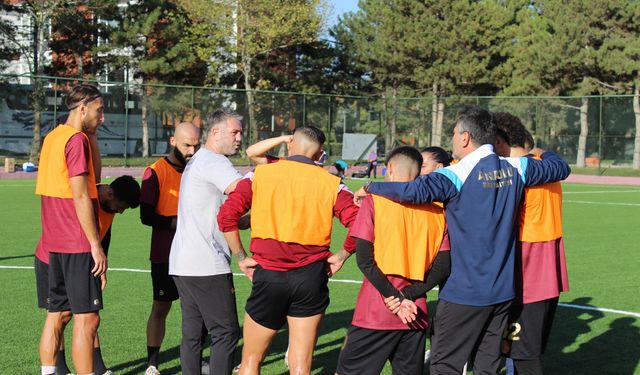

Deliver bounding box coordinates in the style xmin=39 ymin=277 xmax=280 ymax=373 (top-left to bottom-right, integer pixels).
xmin=238 ymin=313 xmax=278 ymax=375
xmin=71 ymin=312 xmax=100 ymax=375
xmin=147 ymin=300 xmax=172 ymax=347
xmin=287 ymin=314 xmax=323 ymax=375
xmin=40 ymin=311 xmax=72 ymax=366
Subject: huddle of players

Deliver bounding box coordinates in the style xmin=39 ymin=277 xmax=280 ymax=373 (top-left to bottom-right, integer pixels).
xmin=34 ymin=82 xmax=569 ymax=375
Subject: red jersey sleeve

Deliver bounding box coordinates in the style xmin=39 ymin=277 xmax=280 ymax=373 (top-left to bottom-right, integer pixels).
xmin=218 ymin=177 xmax=253 ymax=232
xmin=347 ymin=194 xmax=375 ymax=244
xmin=333 ymin=187 xmax=360 ymax=253
xmin=65 ymin=133 xmax=90 ymax=178
xmin=139 ymin=167 xmax=160 ymax=206
xmin=439 ymin=225 xmax=450 ymax=251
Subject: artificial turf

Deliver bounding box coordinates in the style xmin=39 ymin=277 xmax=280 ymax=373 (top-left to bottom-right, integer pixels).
xmin=0 ymin=178 xmax=638 ymax=374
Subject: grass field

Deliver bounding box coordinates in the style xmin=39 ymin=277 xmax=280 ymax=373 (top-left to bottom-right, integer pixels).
xmin=0 ymin=178 xmax=639 ymax=374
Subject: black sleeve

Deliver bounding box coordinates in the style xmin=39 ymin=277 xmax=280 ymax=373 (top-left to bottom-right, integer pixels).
xmin=400 ymin=250 xmax=451 ymax=301
xmin=355 ymin=238 xmax=404 ymax=300
xmin=140 ymin=203 xmax=175 ymax=230
xmin=101 ymin=225 xmax=112 ymax=257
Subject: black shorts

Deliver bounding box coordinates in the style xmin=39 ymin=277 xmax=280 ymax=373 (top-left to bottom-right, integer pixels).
xmin=48 ymin=252 xmax=103 ymax=314
xmin=151 ymin=262 xmax=179 ymax=301
xmin=35 ymin=257 xmax=49 ymax=309
xmin=336 ymin=325 xmax=426 ymax=375
xmin=504 ymin=297 xmax=559 ymax=359
xmin=245 ymin=261 xmax=329 ymax=330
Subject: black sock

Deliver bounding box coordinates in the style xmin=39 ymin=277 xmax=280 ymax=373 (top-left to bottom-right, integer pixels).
xmin=56 ymin=349 xmax=72 ymax=375
xmin=93 ymin=347 xmax=108 ymax=374
xmin=147 ymin=346 xmax=160 ymax=367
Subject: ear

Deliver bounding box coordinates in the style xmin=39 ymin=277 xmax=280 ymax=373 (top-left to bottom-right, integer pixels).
xmin=169 ymin=136 xmax=176 ymax=147
xmin=387 ymin=161 xmax=394 ymax=179
xmin=461 ymin=131 xmax=471 ymax=148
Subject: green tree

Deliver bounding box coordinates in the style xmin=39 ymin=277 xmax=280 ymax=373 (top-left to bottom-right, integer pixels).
xmin=594 ymin=1 xmax=640 ymax=168
xmin=110 ymin=0 xmax=208 ymax=157
xmin=179 ymin=0 xmax=328 ymax=143
xmin=341 ymin=0 xmax=419 ymax=152
xmin=503 ymin=0 xmax=628 ymax=166
xmin=47 ymin=1 xmax=121 ymax=79
xmin=0 ymin=0 xmax=65 ymax=162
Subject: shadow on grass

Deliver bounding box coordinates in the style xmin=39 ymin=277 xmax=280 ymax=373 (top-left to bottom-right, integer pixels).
xmin=110 ymin=345 xmax=180 ymax=375
xmin=0 ymin=254 xmax=34 ymax=261
xmin=544 ymin=297 xmax=640 ymax=374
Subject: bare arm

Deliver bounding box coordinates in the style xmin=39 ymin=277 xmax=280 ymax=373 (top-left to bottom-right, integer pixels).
xmin=223 ymin=230 xmax=258 ymax=280
xmin=70 ymin=174 xmax=107 ymax=280
xmin=246 ymin=135 xmax=291 ymax=165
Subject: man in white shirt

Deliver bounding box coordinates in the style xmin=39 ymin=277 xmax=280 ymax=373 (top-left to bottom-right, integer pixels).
xmin=169 ymin=108 xmax=244 ymax=375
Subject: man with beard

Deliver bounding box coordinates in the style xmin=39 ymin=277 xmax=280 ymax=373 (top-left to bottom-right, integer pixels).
xmin=169 ymin=109 xmax=243 ymax=375
xmin=140 ymin=122 xmax=200 ymax=375
xmin=35 ymin=84 xmax=107 ymax=375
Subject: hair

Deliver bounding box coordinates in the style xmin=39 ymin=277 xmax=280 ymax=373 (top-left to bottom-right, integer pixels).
xmin=493 ymin=112 xmax=529 ymax=148
xmin=524 ymin=129 xmax=535 ymax=149
xmin=65 ymin=84 xmax=102 ymax=111
xmin=201 ymin=108 xmax=243 ymax=143
xmin=386 ymin=146 xmax=423 ymax=169
xmin=421 ymin=146 xmax=453 ymax=167
xmin=293 ymin=125 xmax=326 ymax=146
xmin=109 ymin=175 xmax=141 ymax=209
xmin=456 ymin=105 xmax=496 ymax=146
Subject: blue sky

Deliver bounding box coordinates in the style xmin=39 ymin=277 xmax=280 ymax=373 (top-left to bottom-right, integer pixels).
xmin=327 ymin=0 xmax=359 ymax=27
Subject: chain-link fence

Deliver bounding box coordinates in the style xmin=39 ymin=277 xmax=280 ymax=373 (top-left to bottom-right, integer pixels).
xmin=1 ymin=74 xmax=638 ymax=167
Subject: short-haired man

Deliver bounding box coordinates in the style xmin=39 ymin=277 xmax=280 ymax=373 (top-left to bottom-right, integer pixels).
xmin=169 ymin=109 xmax=244 ymax=375
xmin=139 ymin=122 xmax=201 ymax=375
xmin=353 ymin=106 xmax=571 ymax=374
xmin=218 ymin=125 xmax=359 ymax=375
xmin=336 ymin=146 xmax=450 ymax=375
xmin=493 ymin=112 xmax=569 ymax=375
xmin=36 ymin=174 xmax=141 ymax=375
xmin=35 ymin=84 xmax=107 ymax=375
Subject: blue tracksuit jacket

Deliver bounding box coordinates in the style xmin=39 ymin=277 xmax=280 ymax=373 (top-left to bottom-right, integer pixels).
xmin=367 ymin=145 xmax=571 ymax=306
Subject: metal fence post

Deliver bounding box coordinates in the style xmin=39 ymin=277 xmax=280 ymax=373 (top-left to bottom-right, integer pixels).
xmin=327 ymin=96 xmax=332 ymax=156
xmin=53 ymin=78 xmax=58 ymax=127
xmin=124 ymin=75 xmax=129 ymax=167
xmin=598 ymin=95 xmax=603 ymax=172
xmin=302 ymin=94 xmax=307 ymax=127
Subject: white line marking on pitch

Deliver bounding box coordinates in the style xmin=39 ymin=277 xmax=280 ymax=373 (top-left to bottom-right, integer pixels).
xmin=2 ymin=265 xmax=639 ymax=318
xmin=564 ymin=200 xmax=640 ymax=206
xmin=563 ymin=190 xmax=640 ymax=194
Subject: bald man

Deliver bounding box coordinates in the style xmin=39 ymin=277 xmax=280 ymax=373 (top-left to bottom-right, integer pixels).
xmin=218 ymin=125 xmax=359 ymax=375
xmin=140 ymin=122 xmax=200 ymax=375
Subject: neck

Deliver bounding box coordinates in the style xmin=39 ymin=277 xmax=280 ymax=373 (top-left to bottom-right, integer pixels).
xmin=65 ymin=111 xmax=84 ymax=132
xmin=97 ymin=184 xmax=109 ymax=206
xmin=510 ymin=147 xmax=528 ymax=157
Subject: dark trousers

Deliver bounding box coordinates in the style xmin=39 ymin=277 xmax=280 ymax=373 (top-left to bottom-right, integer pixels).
xmin=366 ymin=162 xmax=377 ymax=178
xmin=430 ymin=299 xmax=512 ymax=375
xmin=173 ymin=274 xmax=240 ymax=375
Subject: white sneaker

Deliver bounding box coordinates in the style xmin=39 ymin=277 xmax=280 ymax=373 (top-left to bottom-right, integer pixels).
xmin=145 ymin=365 xmax=160 ymax=375
xmin=201 ymin=360 xmax=210 ymax=375
xmin=424 ymin=349 xmax=431 ymax=365
xmin=233 ymin=364 xmax=241 ymax=373
xmin=102 ymin=371 xmax=114 ymax=375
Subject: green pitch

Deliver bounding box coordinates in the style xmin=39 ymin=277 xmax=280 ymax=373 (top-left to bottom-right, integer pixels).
xmin=0 ymin=179 xmax=638 ymax=374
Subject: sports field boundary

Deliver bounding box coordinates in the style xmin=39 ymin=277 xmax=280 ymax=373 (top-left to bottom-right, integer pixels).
xmin=3 ymin=167 xmax=640 ymax=185
xmin=2 ymin=264 xmax=639 ymax=319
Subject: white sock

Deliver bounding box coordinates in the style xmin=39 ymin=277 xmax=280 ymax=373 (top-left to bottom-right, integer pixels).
xmin=41 ymin=365 xmax=56 ymax=375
